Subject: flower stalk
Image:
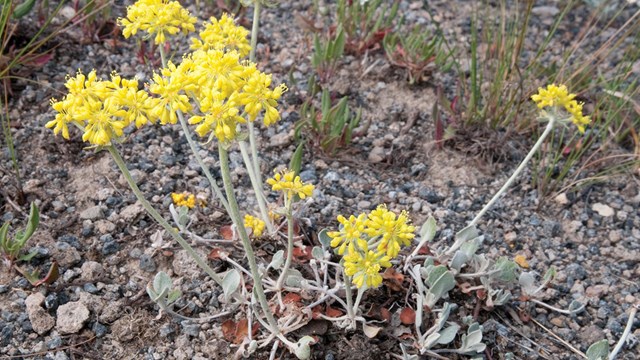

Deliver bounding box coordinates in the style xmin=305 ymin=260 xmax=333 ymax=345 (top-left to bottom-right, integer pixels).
xmin=467 ymin=114 xmax=557 ymax=228
xmin=218 ymin=143 xmax=279 ymax=333
xmin=275 ymin=199 xmax=295 ymax=307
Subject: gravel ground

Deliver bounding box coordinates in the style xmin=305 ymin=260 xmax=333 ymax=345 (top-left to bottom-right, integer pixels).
xmin=1 ymin=0 xmax=639 ymax=359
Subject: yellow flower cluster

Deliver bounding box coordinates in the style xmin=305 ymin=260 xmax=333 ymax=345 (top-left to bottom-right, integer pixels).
xmin=328 ymin=205 xmax=416 ymax=289
xmin=191 ymin=14 xmax=251 ymax=57
xmin=118 ymin=0 xmax=197 ymax=45
xmin=266 ymin=169 xmax=315 ymax=200
xmin=47 ymin=70 xmax=156 ymax=146
xmin=49 ymin=11 xmax=287 ymax=146
xmin=146 ymin=16 xmax=287 ymax=143
xmin=171 ymin=192 xmax=196 ymax=208
xmin=531 ymin=84 xmax=590 ymax=133
xmin=244 ymin=214 xmax=266 ymax=238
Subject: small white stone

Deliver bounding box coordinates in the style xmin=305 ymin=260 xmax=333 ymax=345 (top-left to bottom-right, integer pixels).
xmin=592 ymin=203 xmax=614 ymax=217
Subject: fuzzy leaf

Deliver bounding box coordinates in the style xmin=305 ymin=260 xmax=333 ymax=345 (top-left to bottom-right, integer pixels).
xmin=153 ymin=271 xmax=173 ymax=295
xmin=585 ymin=339 xmax=609 ymax=360
xmin=222 ymin=269 xmax=241 ymax=301
xmin=318 ymin=229 xmax=332 ymax=248
xmin=293 ymin=336 xmax=315 ymax=360
xmin=311 ymin=246 xmax=324 ymax=260
xmin=491 ymin=257 xmax=518 ymax=283
xmin=437 ymin=323 xmax=460 ymax=345
xmin=426 ymin=265 xmax=455 ymax=300
xmin=518 ymin=272 xmax=537 ymax=295
xmin=455 ymin=225 xmax=479 ymax=243
xmin=269 ymin=250 xmax=284 ymax=270
xmin=419 ymin=216 xmax=437 ymax=242
xmin=458 ymin=322 xmax=486 ymax=354
xmin=285 ymin=269 xmax=305 ymax=287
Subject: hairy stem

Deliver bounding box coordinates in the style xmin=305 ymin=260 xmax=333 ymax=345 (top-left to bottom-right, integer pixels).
xmin=218 ymin=144 xmax=279 ymax=332
xmin=275 ymin=200 xmax=294 ymax=307
xmin=468 ymin=115 xmax=556 ymax=228
xmin=178 ymin=112 xmax=231 ymax=213
xmin=239 ymin=141 xmax=274 ymax=233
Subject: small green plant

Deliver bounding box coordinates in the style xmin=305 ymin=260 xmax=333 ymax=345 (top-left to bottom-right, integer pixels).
xmin=0 ymin=201 xmax=53 ymax=286
xmin=336 ymin=0 xmax=399 ymax=55
xmin=383 ymin=25 xmax=452 ymax=84
xmin=295 ymin=77 xmax=362 ymax=155
xmin=311 ymin=25 xmax=345 ymax=83
xmin=0 ymin=201 xmax=38 ymax=268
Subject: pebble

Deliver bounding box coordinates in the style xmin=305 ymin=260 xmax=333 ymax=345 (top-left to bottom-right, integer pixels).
xmin=25 ymin=293 xmax=55 ymax=335
xmin=79 ymin=205 xmax=105 ymax=220
xmin=592 ymin=203 xmax=614 ymax=217
xmin=139 ymin=254 xmax=157 ymax=272
xmin=56 ymin=302 xmax=90 ymax=334
xmin=80 ymin=261 xmax=105 ymax=282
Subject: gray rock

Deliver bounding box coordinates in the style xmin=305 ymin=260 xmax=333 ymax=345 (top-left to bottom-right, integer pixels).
xmin=56 ymin=301 xmax=90 ymax=334
xmin=80 ymin=261 xmax=105 ymax=282
xmin=25 ymin=293 xmax=55 ymax=335
xmin=139 ymin=254 xmax=157 ymax=273
xmin=79 ymin=205 xmax=105 ymax=220
xmin=120 ymin=202 xmax=144 ymax=222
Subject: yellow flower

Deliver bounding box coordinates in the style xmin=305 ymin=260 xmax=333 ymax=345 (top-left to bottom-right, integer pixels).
xmin=80 ymin=97 xmax=128 ymax=146
xmin=364 ymin=205 xmax=415 ymax=258
xmin=514 ymin=254 xmax=529 ymax=269
xmin=328 ymin=214 xmax=368 ymax=256
xmin=234 ymin=71 xmax=287 ymax=126
xmin=171 ymin=192 xmax=196 ymax=208
xmin=149 ymin=61 xmax=192 ymax=125
xmin=531 ymin=84 xmax=590 ymax=133
xmin=266 ymin=169 xmax=314 ymax=200
xmin=46 ymin=96 xmax=78 ymax=140
xmin=244 ymin=214 xmax=266 ymax=238
xmin=65 ymin=69 xmax=109 ymax=105
xmin=108 ymin=73 xmax=156 ymax=128
xmin=344 ymin=248 xmax=391 ymax=289
xmin=188 ymin=100 xmax=245 ymax=143
xmin=118 ymin=0 xmax=196 ymax=45
xmin=191 ymin=14 xmax=251 ymax=57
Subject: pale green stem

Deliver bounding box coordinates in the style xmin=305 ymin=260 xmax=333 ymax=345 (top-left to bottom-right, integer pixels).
xmin=239 ymin=141 xmax=274 ymax=233
xmin=353 ymin=287 xmax=365 ymax=312
xmin=343 ymin=273 xmax=357 ymax=329
xmin=247 ymin=2 xmax=267 ymax=224
xmin=177 ymin=111 xmax=231 ymax=214
xmin=218 ymin=144 xmax=279 ymax=333
xmin=275 ymin=198 xmax=294 ymax=307
xmin=159 ymin=44 xmax=166 ymax=67
xmin=249 ymin=2 xmax=261 ymax=63
xmin=107 ymin=145 xmax=226 ymax=288
xmin=158 ymin=45 xmax=231 ymax=214
xmin=468 ymin=115 xmax=557 ymax=228
xmin=248 ymin=122 xmax=262 ymax=184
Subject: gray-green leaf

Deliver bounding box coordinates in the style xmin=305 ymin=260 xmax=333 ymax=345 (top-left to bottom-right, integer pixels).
xmin=585 ymin=339 xmax=609 ymax=360
xmin=222 ymin=269 xmax=241 ymax=301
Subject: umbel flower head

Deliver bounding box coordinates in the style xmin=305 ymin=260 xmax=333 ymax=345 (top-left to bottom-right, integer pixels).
xmin=191 ymin=13 xmax=251 ymax=57
xmin=343 ymin=244 xmax=391 ymax=289
xmin=329 ymin=205 xmax=416 ymax=289
xmin=244 ymin=214 xmax=266 ymax=238
xmin=364 ymin=205 xmax=416 ymax=258
xmin=267 ymin=169 xmax=314 ymax=200
xmin=47 ymin=70 xmax=156 ymax=146
xmin=171 ymin=192 xmax=196 ymax=208
xmin=118 ymin=0 xmax=197 ymax=45
xmin=531 ymin=84 xmax=590 ymax=133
